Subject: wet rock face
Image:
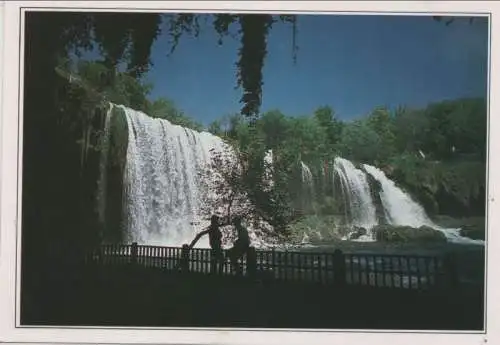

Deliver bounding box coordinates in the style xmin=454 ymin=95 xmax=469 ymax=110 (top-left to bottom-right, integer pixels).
xmin=349 ymin=226 xmax=367 ymax=240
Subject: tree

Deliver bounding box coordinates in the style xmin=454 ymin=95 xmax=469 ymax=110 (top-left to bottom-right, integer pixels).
xmin=207 ymin=119 xmax=223 ymax=136
xmin=365 ymin=106 xmax=397 ymax=164
xmin=393 ymin=107 xmax=429 ymax=155
xmin=313 ymin=106 xmax=343 ymax=154
xmin=147 ymin=97 xmax=204 ymax=131
xmin=258 ymin=109 xmax=290 ymax=150
xmin=69 ymin=59 xmax=153 ymax=111
xmin=284 ymin=115 xmax=328 ymax=164
xmin=337 ymin=120 xmax=381 ymax=164
xmin=201 ymin=135 xmax=294 ymax=239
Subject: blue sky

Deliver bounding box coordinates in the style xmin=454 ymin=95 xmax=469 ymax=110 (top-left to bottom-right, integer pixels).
xmin=141 ymin=14 xmax=488 ymax=125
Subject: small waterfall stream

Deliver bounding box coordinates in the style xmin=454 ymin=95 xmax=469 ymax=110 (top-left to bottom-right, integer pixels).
xmin=333 ymin=158 xmax=378 ymax=239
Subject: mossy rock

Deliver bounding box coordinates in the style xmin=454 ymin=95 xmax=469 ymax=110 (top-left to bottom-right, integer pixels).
xmin=374 ymin=224 xmax=447 ymax=243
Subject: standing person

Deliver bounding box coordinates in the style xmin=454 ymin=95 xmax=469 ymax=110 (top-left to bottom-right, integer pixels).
xmin=188 ymin=215 xmax=225 ymax=274
xmin=228 ymin=216 xmax=251 ymax=275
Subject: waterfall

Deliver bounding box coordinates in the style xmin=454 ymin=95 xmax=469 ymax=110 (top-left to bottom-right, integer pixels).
xmin=294 ymin=161 xmax=314 ymax=214
xmin=333 ymin=157 xmax=378 ymax=236
xmin=362 ymin=164 xmax=435 ymax=228
xmin=262 ymin=149 xmax=274 ymax=192
xmin=363 ymin=164 xmax=484 ymax=245
xmin=120 ymin=105 xmax=229 ymax=247
xmin=301 ymin=161 xmax=313 ymax=186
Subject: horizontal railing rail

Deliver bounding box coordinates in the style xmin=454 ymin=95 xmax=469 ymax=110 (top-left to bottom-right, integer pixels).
xmin=85 ymin=243 xmax=456 ymax=290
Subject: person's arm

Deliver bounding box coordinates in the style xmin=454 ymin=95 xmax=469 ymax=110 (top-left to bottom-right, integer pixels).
xmin=189 ymin=229 xmax=209 ymax=248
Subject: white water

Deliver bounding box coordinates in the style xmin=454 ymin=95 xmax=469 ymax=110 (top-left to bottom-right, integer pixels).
xmin=301 ymin=161 xmax=314 ymax=186
xmin=120 ymin=105 xmax=230 ymax=247
xmin=263 ymin=149 xmax=274 ymax=192
xmin=333 ymin=157 xmax=378 ymax=238
xmin=362 ymin=164 xmax=484 ymax=245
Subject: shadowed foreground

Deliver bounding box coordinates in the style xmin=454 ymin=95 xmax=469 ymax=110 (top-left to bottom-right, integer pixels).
xmin=21 ymin=263 xmax=484 ymax=330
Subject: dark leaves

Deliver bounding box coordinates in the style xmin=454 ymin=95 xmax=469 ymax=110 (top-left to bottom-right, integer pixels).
xmin=166 ymin=13 xmax=201 ymax=55
xmin=93 ymin=13 xmax=135 ymax=68
xmin=127 ymin=13 xmax=163 ymax=78
xmin=236 ymin=14 xmax=273 ymax=118
xmin=213 ymin=14 xmax=238 ymax=45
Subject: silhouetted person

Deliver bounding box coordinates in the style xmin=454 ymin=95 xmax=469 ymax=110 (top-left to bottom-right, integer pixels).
xmin=228 ymin=216 xmax=251 ymax=275
xmin=189 ymin=215 xmax=224 ymax=274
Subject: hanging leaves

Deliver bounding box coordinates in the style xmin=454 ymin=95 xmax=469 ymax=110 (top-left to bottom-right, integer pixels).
xmin=163 ymin=13 xmax=298 ymax=118
xmin=126 ymin=13 xmax=163 ymax=78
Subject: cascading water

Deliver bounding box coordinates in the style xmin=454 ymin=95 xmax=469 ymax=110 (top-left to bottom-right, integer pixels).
xmin=262 ymin=150 xmax=274 ymax=192
xmin=333 ymin=157 xmax=378 ymax=238
xmin=119 ymin=105 xmax=230 ymax=247
xmin=301 ymin=161 xmax=314 ymax=186
xmin=362 ymin=164 xmax=484 ymax=245
xmin=362 ymin=164 xmax=435 ymax=228
xmin=299 ymin=161 xmax=315 ymax=211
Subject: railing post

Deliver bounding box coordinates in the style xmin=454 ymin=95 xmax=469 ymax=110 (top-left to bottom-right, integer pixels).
xmin=246 ymin=247 xmax=257 ymax=279
xmin=444 ymin=252 xmax=459 ymax=289
xmin=332 ymin=249 xmax=346 ymax=287
xmin=98 ymin=245 xmax=104 ymax=265
xmin=181 ymin=244 xmax=190 ymax=272
xmin=271 ymin=248 xmax=276 ymax=273
xmin=131 ymin=242 xmax=138 ymax=265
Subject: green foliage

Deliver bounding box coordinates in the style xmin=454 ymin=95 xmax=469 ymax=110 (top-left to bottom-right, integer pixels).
xmin=258 ymin=109 xmax=290 ymax=150
xmin=284 ymin=115 xmax=328 ymax=163
xmin=70 ymin=60 xmax=153 ymax=111
xmin=146 ymin=97 xmax=204 ymax=131
xmin=204 ymin=130 xmax=296 ymax=238
xmin=207 ymin=120 xmax=223 ymax=136
xmin=337 ymin=120 xmax=381 ymax=164
xmin=393 ymin=107 xmax=429 ymax=154
xmin=365 ymin=106 xmax=397 ymax=164
xmin=313 ymin=106 xmax=343 ymax=154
